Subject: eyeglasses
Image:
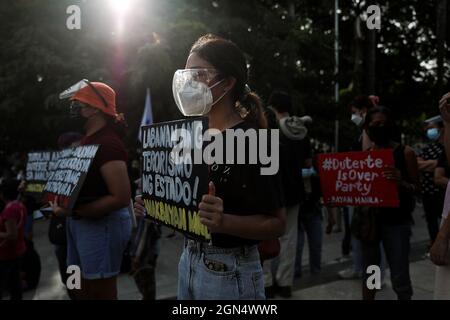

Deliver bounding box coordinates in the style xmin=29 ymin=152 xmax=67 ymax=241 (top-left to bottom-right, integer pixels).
xmin=177 ymin=68 xmax=221 ymax=84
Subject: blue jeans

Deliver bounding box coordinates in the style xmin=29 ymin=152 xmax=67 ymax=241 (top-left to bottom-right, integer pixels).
xmin=349 ymin=207 xmax=386 ymax=277
xmin=177 ymin=240 xmax=265 ymax=300
xmin=67 ymin=208 xmax=132 ymax=280
xmin=295 ymin=213 xmax=323 ymax=276
xmin=342 ymin=207 xmax=352 ymax=255
xmin=361 ymin=223 xmax=412 ymax=300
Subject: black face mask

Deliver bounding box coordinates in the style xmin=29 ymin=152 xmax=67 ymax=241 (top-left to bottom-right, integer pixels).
xmin=367 ymin=125 xmax=392 ymax=146
xmin=69 ymin=101 xmax=85 ymax=119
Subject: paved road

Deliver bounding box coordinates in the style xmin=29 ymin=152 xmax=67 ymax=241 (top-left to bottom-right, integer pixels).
xmin=23 ymin=203 xmax=436 ymax=300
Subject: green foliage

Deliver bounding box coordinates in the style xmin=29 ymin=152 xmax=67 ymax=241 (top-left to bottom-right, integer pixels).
xmin=0 ymin=0 xmax=448 ymax=154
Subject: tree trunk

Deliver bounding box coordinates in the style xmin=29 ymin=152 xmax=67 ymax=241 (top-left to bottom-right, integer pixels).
xmin=288 ymin=1 xmax=295 ymax=19
xmin=353 ymin=16 xmax=364 ymax=94
xmin=367 ymin=29 xmax=376 ymax=95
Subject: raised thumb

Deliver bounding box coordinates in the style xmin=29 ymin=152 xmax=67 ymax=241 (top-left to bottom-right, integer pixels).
xmin=208 ymin=181 xmax=216 ymax=196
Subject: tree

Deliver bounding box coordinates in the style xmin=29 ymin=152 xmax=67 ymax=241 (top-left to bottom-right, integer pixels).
xmin=0 ymin=0 xmax=448 ymax=154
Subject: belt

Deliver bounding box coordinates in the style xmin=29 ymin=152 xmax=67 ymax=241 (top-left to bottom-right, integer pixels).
xmin=184 ymin=238 xmax=255 ymax=257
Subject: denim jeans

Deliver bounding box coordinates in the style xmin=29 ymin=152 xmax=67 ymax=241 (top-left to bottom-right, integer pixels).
xmin=67 ymin=208 xmax=132 ymax=279
xmin=177 ymin=240 xmax=265 ymax=300
xmin=348 ymin=207 xmax=386 ymax=277
xmin=361 ymin=223 xmax=412 ymax=300
xmin=342 ymin=207 xmax=351 ymax=255
xmin=295 ymin=212 xmax=323 ymax=276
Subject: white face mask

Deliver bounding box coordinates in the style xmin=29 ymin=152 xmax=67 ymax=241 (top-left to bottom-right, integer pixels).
xmin=351 ymin=113 xmax=364 ymax=127
xmin=172 ymin=69 xmax=227 ymax=116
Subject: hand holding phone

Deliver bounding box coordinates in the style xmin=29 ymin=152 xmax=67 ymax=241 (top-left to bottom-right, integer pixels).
xmin=38 ymin=204 xmax=54 ymax=219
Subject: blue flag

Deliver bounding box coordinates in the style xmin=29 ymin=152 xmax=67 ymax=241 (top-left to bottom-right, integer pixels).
xmin=138 ymin=88 xmax=153 ymax=142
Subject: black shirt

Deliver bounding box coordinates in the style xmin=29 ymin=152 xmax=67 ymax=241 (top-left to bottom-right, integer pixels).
xmin=209 ymin=121 xmax=285 ymax=248
xmin=437 ymin=152 xmax=450 ymax=179
xmin=266 ymin=108 xmax=308 ymax=206
xmin=278 ymin=132 xmax=308 ymax=207
xmin=377 ymin=144 xmax=415 ymax=225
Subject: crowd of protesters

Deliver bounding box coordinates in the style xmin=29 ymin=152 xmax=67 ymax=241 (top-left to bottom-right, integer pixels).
xmin=2 ymin=33 xmax=450 ymax=301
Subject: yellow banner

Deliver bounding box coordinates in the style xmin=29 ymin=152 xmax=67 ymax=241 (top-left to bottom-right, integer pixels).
xmin=144 ymin=199 xmax=211 ymax=240
xmin=25 ymin=183 xmax=45 ymax=193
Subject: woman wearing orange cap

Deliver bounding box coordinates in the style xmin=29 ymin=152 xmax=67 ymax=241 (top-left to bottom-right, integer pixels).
xmin=50 ymin=80 xmax=132 ymax=300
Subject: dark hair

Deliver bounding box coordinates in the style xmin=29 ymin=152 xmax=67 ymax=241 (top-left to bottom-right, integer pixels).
xmin=364 ymin=106 xmax=394 ymax=128
xmin=190 ymin=34 xmax=267 ymax=128
xmin=0 ymin=178 xmax=20 ymax=201
xmin=425 ymin=116 xmax=444 ymax=128
xmin=268 ymin=90 xmax=292 ymax=114
xmin=350 ymin=95 xmax=375 ymax=112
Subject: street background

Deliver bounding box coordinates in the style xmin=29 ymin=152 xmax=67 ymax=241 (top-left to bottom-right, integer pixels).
xmin=24 ymin=202 xmax=434 ymax=300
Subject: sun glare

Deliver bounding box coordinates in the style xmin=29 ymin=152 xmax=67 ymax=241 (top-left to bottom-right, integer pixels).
xmin=108 ymin=0 xmax=131 ymax=15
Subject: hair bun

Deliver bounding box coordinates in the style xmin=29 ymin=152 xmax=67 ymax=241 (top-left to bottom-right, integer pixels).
xmin=114 ymin=113 xmax=128 ymax=127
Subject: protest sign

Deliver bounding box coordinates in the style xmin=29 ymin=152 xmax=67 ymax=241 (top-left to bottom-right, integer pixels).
xmin=141 ymin=117 xmax=210 ymax=241
xmin=317 ymin=149 xmax=399 ymax=207
xmin=25 ymin=151 xmax=60 ymax=197
xmin=42 ymin=145 xmax=99 ymax=209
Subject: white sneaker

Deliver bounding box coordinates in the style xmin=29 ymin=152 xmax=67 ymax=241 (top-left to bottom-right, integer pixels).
xmin=380 ymin=277 xmax=387 ymax=288
xmin=338 ymin=268 xmax=362 ymax=279
xmin=335 ymin=255 xmax=351 ymax=263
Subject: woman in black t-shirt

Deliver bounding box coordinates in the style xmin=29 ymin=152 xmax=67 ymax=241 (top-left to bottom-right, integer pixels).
xmin=135 ymin=34 xmax=286 ymax=300
xmin=360 ymin=106 xmax=419 ymax=300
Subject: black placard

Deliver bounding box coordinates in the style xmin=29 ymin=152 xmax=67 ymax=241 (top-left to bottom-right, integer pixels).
xmin=25 ymin=150 xmax=60 ymax=199
xmin=141 ymin=118 xmax=210 ymax=241
xmin=42 ymin=145 xmax=99 ymax=209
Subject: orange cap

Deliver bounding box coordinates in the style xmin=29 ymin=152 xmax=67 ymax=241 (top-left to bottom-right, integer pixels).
xmin=71 ymin=82 xmax=118 ymax=118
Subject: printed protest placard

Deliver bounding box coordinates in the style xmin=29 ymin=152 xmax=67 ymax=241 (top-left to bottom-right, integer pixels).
xmin=42 ymin=145 xmax=99 ymax=209
xmin=141 ymin=118 xmax=210 ymax=241
xmin=317 ymin=149 xmax=399 ymax=207
xmin=25 ymin=151 xmax=60 ymax=197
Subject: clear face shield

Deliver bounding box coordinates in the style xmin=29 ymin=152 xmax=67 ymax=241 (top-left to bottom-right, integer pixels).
xmin=59 ymin=79 xmax=89 ymax=99
xmin=59 ymin=80 xmax=90 ymax=118
xmin=60 ymin=79 xmax=108 ymax=118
